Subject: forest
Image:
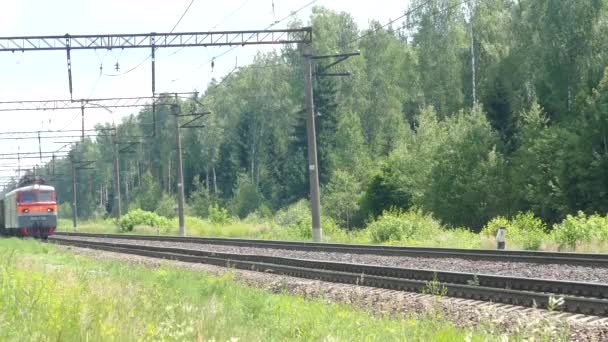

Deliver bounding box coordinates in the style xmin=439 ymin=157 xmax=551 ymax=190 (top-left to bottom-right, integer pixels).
xmin=20 ymin=0 xmax=608 ymax=238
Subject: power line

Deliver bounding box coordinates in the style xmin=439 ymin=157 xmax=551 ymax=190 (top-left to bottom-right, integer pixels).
xmin=170 ymin=0 xmax=196 ymax=33
xmin=210 ymin=0 xmax=251 ymax=30
xmin=347 ymin=0 xmax=469 ymax=46
xmin=102 ymin=0 xmax=197 ymax=77
xmin=166 ymin=0 xmax=251 ymax=58
xmin=172 ymin=0 xmax=317 ymax=84
xmin=347 ymin=1 xmax=428 ymax=46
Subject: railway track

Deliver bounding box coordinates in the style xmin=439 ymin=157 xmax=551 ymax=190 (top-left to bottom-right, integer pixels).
xmin=50 ymin=235 xmax=608 ymax=317
xmin=55 ymin=232 xmax=608 ymax=266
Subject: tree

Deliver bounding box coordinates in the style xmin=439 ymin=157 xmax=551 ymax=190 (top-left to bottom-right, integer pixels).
xmin=360 ymin=163 xmax=412 ymax=220
xmin=411 ymin=0 xmax=468 ymax=118
xmin=134 ymin=172 xmax=162 ymax=212
xmin=322 ymin=170 xmax=361 ymax=229
xmin=229 ymin=173 xmax=265 ymax=218
xmin=510 ymin=101 xmax=569 ymax=222
xmin=423 ymin=105 xmax=506 ymax=229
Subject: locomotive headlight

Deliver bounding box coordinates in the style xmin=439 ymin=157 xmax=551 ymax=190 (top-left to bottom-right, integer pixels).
xmin=22 ymin=208 xmax=29 ymax=213
xmin=47 ymin=208 xmax=53 ymax=212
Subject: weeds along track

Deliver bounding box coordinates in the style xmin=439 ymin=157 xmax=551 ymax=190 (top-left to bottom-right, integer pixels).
xmin=50 ymin=235 xmax=608 ymax=317
xmin=55 ymin=232 xmax=608 ymax=266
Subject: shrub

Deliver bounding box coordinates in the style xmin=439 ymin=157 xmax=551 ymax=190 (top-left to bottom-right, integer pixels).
xmin=134 ymin=173 xmax=162 ymax=212
xmin=155 ymin=193 xmax=177 ymax=219
xmin=274 ymin=200 xmax=310 ymax=228
xmin=189 ymin=176 xmax=217 ymax=218
xmin=119 ymin=209 xmax=170 ymax=232
xmin=481 ymin=212 xmax=547 ymax=250
xmin=57 ymin=203 xmax=73 ymax=220
xmin=243 ymin=205 xmax=273 ymax=224
xmin=322 ymin=170 xmax=362 ymax=229
xmin=271 ymin=200 xmax=347 ymax=241
xmin=208 ymin=204 xmax=231 ymax=225
xmin=368 ymin=209 xmax=443 ymax=243
xmin=229 ymin=173 xmax=265 ymax=218
xmin=551 ymin=211 xmax=608 ymax=249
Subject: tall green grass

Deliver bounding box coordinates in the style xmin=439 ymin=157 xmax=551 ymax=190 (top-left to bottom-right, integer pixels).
xmin=0 ymin=238 xmax=533 ymax=341
xmin=57 ymin=205 xmax=608 ymax=252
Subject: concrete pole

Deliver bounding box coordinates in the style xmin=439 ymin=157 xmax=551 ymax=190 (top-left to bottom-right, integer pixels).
xmin=302 ymin=43 xmax=322 ymax=242
xmin=172 ymin=96 xmax=186 ymax=237
xmin=112 ymin=132 xmax=122 ymax=220
xmin=71 ymin=156 xmax=77 ymax=230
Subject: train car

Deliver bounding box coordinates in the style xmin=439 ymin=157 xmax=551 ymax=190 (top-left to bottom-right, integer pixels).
xmin=0 ymin=182 xmax=57 ymax=239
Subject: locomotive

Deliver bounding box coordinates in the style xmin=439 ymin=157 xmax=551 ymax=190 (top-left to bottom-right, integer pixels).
xmin=0 ymin=176 xmax=57 ymax=239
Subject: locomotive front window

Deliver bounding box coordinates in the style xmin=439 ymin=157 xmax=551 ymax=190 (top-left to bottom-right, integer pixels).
xmin=19 ymin=191 xmax=54 ymax=203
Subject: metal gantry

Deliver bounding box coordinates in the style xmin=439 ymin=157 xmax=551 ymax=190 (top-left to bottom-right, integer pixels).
xmin=0 ymin=27 xmax=346 ymax=242
xmin=0 ymin=28 xmax=312 ymax=96
xmin=0 ymin=93 xmax=199 ymax=112
xmin=0 ymin=29 xmax=312 ymax=51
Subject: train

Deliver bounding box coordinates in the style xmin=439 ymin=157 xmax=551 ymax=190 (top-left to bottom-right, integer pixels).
xmin=0 ymin=176 xmax=57 ymax=239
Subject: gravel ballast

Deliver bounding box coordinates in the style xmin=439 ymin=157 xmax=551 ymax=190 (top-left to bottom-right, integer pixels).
xmin=54 ymin=235 xmax=608 ymax=284
xmin=53 ymin=244 xmax=608 ymax=341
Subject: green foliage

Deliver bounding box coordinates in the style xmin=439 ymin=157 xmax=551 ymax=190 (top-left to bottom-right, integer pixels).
xmin=134 ymin=172 xmax=162 ymax=212
xmin=32 ymin=4 xmax=608 ymax=239
xmin=481 ymin=212 xmax=547 ymax=250
xmin=422 ymin=105 xmax=506 ymax=230
xmin=119 ymin=209 xmax=170 ymax=232
xmin=229 ymin=173 xmax=265 ymax=219
xmin=550 ymin=211 xmax=608 ymax=249
xmin=271 ymin=199 xmax=346 ymax=241
xmin=368 ymin=209 xmax=443 ymax=243
xmin=155 ymin=193 xmax=177 ymax=219
xmin=360 ymin=165 xmax=412 ymax=220
xmin=0 ymin=239 xmax=528 ymax=341
xmin=189 ymin=177 xmax=214 ymax=218
xmin=57 ymin=203 xmax=73 ymax=220
xmin=208 ymin=204 xmax=231 ymax=225
xmin=322 ymin=170 xmax=362 ymax=229
xmin=274 ymin=199 xmax=311 ymax=228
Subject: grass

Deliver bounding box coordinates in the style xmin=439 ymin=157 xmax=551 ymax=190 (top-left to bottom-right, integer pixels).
xmin=0 ymin=238 xmax=536 ymax=341
xmin=58 ymin=212 xmax=608 ymax=253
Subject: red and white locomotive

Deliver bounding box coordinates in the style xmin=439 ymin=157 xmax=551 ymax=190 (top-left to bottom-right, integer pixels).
xmin=0 ymin=177 xmax=57 ymax=239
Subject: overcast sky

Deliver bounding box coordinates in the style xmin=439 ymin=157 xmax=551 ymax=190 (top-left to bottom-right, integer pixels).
xmin=0 ymin=0 xmax=409 ymax=182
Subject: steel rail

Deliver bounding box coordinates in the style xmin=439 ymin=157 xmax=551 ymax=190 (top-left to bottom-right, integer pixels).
xmin=49 ymin=237 xmax=608 ymax=316
xmin=54 ymin=232 xmax=608 ymax=266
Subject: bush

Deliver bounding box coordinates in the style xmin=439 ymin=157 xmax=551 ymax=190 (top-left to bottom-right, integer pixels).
xmin=360 ymin=167 xmax=411 ymax=220
xmin=243 ymin=204 xmax=273 ymax=224
xmin=274 ymin=200 xmax=310 ymax=228
xmin=551 ymin=211 xmax=608 ymax=249
xmin=229 ymin=173 xmax=265 ymax=218
xmin=134 ymin=173 xmax=162 ymax=212
xmin=119 ymin=209 xmax=170 ymax=232
xmin=481 ymin=212 xmax=547 ymax=250
xmin=368 ymin=209 xmax=443 ymax=243
xmin=271 ymin=200 xmax=347 ymax=241
xmin=155 ymin=193 xmax=177 ymax=219
xmin=58 ymin=203 xmax=73 ymax=220
xmin=208 ymin=204 xmax=231 ymax=225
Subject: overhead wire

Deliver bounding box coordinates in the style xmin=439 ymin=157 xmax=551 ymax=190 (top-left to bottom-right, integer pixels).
xmin=172 ymin=0 xmax=318 ymax=85
xmin=166 ymin=0 xmax=252 ymax=58
xmin=170 ymin=0 xmax=196 ymax=33
xmin=343 ymin=0 xmax=469 ymax=47
xmin=207 ymin=0 xmax=472 ymax=93
xmin=101 ymin=0 xmax=197 ymax=77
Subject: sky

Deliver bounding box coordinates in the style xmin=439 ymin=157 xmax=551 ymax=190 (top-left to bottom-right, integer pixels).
xmin=0 ymin=0 xmax=410 ymax=184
